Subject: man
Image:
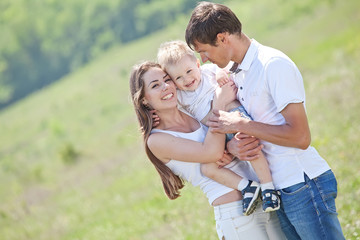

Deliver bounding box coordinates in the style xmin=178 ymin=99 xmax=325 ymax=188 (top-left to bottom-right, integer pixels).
xmin=185 ymin=2 xmax=344 ymax=239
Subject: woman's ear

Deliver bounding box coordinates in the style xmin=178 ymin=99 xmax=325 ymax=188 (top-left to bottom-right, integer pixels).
xmin=142 ymin=98 xmax=148 ymax=106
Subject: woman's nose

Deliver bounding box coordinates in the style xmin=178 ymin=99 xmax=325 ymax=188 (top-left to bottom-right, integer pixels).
xmin=162 ymin=81 xmax=170 ymax=91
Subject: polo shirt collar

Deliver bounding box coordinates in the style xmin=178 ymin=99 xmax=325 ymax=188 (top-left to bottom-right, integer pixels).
xmin=239 ymin=39 xmax=259 ymax=71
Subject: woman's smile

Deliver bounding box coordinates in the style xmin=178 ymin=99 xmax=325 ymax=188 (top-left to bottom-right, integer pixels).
xmin=161 ymin=93 xmax=174 ymax=100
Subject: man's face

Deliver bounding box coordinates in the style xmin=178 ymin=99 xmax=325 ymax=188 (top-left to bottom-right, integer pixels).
xmin=193 ymin=39 xmax=231 ymax=68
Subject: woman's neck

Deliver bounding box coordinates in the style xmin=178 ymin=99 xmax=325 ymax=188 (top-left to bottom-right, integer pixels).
xmin=155 ymin=108 xmax=199 ymax=133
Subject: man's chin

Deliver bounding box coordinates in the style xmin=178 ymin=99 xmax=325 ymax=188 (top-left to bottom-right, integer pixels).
xmin=217 ymin=63 xmax=227 ymax=68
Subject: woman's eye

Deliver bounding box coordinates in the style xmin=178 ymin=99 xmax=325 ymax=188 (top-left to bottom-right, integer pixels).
xmin=151 ymin=84 xmax=159 ymax=89
xmin=165 ymin=78 xmax=172 ymax=82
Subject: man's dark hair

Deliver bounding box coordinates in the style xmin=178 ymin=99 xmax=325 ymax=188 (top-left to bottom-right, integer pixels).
xmin=185 ymin=1 xmax=242 ymax=50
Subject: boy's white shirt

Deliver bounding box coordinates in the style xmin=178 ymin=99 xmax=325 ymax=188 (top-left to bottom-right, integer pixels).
xmin=176 ymin=63 xmax=219 ymax=121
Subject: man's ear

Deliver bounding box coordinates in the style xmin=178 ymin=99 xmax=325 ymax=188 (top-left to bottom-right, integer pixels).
xmin=216 ymin=32 xmax=228 ymax=44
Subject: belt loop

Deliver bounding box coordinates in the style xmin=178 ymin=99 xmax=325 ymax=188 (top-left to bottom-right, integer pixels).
xmin=214 ymin=206 xmax=221 ymax=219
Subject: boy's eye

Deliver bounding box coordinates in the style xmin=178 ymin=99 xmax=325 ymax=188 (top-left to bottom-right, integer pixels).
xmin=187 ymin=69 xmax=192 ymax=74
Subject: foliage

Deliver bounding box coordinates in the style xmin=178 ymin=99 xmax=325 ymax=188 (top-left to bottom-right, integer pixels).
xmin=0 ymin=0 xmax=198 ymax=109
xmin=59 ymin=142 xmax=80 ymax=165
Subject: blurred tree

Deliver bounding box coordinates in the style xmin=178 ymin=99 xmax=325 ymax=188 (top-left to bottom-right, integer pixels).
xmin=0 ymin=0 xmax=201 ymax=110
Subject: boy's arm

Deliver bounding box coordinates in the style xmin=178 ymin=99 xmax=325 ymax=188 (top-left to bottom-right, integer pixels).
xmin=200 ymin=81 xmax=237 ymax=125
xmin=215 ymin=69 xmax=230 ymax=87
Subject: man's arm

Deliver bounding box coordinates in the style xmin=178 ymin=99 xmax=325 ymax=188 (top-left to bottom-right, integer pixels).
xmin=226 ymin=133 xmax=263 ymax=161
xmin=207 ymin=102 xmax=311 ymax=149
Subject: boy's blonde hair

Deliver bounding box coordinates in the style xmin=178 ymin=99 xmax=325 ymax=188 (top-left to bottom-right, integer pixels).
xmin=157 ymin=40 xmax=197 ymax=71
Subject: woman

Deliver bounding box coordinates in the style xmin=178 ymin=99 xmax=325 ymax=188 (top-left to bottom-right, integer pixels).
xmin=129 ymin=61 xmax=286 ymax=239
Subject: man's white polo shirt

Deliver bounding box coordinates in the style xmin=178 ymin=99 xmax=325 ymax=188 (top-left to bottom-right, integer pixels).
xmin=232 ymin=39 xmax=330 ymax=189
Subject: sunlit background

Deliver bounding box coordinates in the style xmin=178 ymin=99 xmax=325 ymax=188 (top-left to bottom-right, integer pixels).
xmin=0 ymin=0 xmax=359 ymax=239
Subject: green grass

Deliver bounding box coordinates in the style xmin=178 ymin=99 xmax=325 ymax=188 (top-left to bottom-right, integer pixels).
xmin=1 ymin=0 xmax=360 ymax=239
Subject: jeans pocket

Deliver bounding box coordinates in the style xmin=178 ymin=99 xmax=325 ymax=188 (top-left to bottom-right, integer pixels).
xmin=280 ymin=181 xmax=309 ymax=195
xmin=314 ymin=170 xmax=338 ymax=213
xmin=280 ymin=182 xmax=312 ymax=211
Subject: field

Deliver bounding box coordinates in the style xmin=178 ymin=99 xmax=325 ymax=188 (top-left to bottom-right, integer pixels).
xmin=0 ymin=0 xmax=359 ymax=239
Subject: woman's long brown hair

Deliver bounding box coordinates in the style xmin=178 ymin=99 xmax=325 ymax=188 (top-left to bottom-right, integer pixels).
xmin=129 ymin=61 xmax=184 ymax=199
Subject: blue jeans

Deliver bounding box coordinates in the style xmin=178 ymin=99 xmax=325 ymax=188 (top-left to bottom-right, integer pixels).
xmin=276 ymin=170 xmax=344 ymax=240
xmin=225 ymin=105 xmax=252 ymax=142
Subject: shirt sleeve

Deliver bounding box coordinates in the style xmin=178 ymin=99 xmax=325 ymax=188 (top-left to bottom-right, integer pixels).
xmin=265 ymin=57 xmax=306 ymax=112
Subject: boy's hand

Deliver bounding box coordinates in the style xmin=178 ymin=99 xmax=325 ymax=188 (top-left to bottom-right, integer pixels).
xmin=213 ymin=82 xmax=237 ymax=109
xmin=216 ymin=70 xmax=230 ymax=87
xmin=150 ymin=110 xmax=160 ymax=128
xmin=216 ymin=150 xmax=233 ymax=168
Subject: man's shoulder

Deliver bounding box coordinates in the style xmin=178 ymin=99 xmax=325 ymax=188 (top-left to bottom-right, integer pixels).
xmin=257 ymin=44 xmax=292 ymax=65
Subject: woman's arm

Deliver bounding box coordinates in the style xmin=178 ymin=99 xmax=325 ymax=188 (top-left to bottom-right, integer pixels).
xmin=147 ymin=129 xmax=225 ymax=164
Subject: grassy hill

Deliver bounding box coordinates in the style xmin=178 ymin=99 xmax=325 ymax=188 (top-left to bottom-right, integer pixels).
xmin=1 ymin=0 xmax=359 ymax=239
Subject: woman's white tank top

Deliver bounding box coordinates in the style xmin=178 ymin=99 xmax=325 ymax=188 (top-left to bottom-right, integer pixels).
xmin=151 ymin=123 xmax=258 ymax=205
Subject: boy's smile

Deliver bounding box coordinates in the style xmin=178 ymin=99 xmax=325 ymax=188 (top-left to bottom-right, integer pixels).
xmin=166 ymin=55 xmax=201 ymax=92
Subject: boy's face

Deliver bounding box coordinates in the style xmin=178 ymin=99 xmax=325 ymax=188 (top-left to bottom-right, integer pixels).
xmin=166 ymin=55 xmax=201 ymax=92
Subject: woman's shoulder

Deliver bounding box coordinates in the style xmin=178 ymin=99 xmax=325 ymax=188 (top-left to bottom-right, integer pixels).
xmin=147 ymin=131 xmax=176 ymax=163
xmin=148 ymin=130 xmax=173 ymax=145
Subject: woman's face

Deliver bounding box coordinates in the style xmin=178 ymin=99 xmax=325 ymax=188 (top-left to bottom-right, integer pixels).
xmin=143 ymin=67 xmax=177 ymax=111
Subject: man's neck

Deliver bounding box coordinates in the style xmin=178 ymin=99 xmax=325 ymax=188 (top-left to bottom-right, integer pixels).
xmin=231 ymin=33 xmax=251 ymax=64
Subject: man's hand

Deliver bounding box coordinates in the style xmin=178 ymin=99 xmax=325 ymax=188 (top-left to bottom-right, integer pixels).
xmin=226 ymin=133 xmax=263 ymax=161
xmin=215 ymin=150 xmax=233 ymax=168
xmin=150 ymin=110 xmax=160 ymax=128
xmin=207 ymin=109 xmax=249 ymax=134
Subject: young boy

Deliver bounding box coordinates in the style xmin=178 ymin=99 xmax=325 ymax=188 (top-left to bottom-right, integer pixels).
xmin=157 ymin=40 xmax=280 ymax=215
